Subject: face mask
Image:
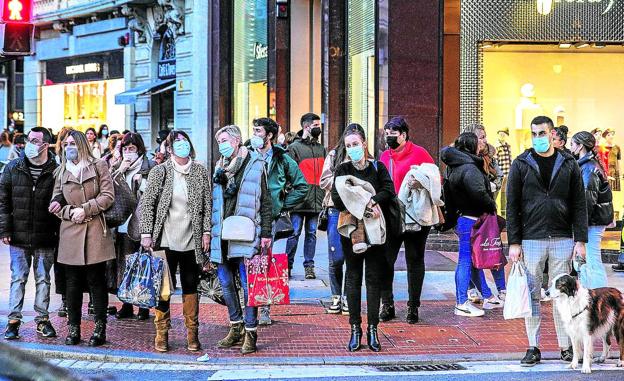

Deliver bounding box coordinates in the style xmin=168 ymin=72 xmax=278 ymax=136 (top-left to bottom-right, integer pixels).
xmin=219 ymin=141 xmax=235 ymax=158
xmin=102 ymin=130 xmax=109 ymax=136
xmin=250 ymin=136 xmax=265 ymax=150
xmin=347 ymin=146 xmax=365 ymax=162
xmin=65 ymin=147 xmax=78 ymax=161
xmin=277 ymin=134 xmax=286 ymax=145
xmin=124 ymin=152 xmax=139 ymax=162
xmin=25 ymin=142 xmax=42 ymax=159
xmin=532 ymin=136 xmax=551 ymax=154
xmin=310 ymin=127 xmax=322 ymax=138
xmin=386 ymin=136 xmax=400 ymax=150
xmin=172 ymin=140 xmax=191 ymax=159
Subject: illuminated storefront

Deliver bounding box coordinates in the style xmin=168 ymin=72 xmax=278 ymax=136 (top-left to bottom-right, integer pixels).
xmin=41 ymin=51 xmax=125 ymax=133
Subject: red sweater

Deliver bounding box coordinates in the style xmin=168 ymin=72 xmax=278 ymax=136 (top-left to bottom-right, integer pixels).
xmin=379 ymin=141 xmax=435 ymax=193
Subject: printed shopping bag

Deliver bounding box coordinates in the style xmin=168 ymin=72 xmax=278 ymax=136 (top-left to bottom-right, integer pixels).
xmin=503 ymin=262 xmax=532 ymax=320
xmin=152 ymin=250 xmax=173 ymax=302
xmin=117 ymin=249 xmax=164 ymax=308
xmin=245 ymin=248 xmax=290 ymax=307
xmin=471 ymin=213 xmax=508 ymax=270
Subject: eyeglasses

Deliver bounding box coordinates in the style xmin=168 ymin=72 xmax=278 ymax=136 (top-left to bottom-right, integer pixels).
xmin=25 ymin=138 xmax=44 ymax=146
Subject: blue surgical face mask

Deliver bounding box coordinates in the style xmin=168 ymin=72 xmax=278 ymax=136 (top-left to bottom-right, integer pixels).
xmin=250 ymin=136 xmax=265 ymax=150
xmin=65 ymin=146 xmax=78 ymax=161
xmin=532 ymin=136 xmax=551 ymax=154
xmin=172 ymin=140 xmax=191 ymax=159
xmin=24 ymin=142 xmax=42 ymax=159
xmin=347 ymin=145 xmax=365 ymax=162
xmin=219 ymin=141 xmax=235 ymax=158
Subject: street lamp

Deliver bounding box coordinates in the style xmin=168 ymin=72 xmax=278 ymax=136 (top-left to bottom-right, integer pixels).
xmin=536 ymin=0 xmax=553 ymax=15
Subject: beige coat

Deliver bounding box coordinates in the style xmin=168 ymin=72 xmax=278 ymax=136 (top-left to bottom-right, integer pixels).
xmin=53 ymin=159 xmax=115 ymax=266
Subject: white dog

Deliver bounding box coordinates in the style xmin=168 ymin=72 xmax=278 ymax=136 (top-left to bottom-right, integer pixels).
xmin=547 ymin=273 xmax=624 ymax=374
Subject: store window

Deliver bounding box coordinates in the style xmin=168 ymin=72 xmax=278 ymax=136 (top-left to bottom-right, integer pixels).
xmin=347 ymin=0 xmax=375 ymax=153
xmin=233 ymin=0 xmax=268 ymax=141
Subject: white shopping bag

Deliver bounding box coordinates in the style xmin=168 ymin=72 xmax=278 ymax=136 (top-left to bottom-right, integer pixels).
xmin=503 ymin=262 xmax=532 ymax=320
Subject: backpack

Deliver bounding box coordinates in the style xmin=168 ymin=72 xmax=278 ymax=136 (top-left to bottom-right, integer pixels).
xmin=437 ymin=166 xmax=460 ymax=232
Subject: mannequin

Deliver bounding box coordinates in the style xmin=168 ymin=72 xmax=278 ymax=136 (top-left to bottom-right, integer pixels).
xmin=603 ymin=129 xmax=621 ymax=191
xmin=496 ymin=128 xmax=512 ymax=218
xmin=513 ymin=84 xmax=544 ymax=154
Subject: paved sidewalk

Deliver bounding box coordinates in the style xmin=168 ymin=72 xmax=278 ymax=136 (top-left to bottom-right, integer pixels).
xmin=1 ymin=233 xmax=624 ymax=365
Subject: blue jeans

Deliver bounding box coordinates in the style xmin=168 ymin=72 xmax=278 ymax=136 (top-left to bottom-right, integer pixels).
xmin=327 ymin=208 xmax=345 ymax=296
xmin=217 ymin=257 xmax=258 ymax=329
xmin=8 ymin=246 xmax=55 ymax=323
xmin=471 ymin=267 xmax=506 ymax=294
xmin=286 ymin=212 xmax=319 ymax=269
xmin=455 ymin=217 xmax=491 ymax=304
xmin=585 ymin=225 xmax=608 ymax=288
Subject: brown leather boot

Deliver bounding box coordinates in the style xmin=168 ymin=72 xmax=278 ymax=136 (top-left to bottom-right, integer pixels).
xmin=182 ymin=293 xmax=201 ymax=351
xmin=154 ymin=309 xmax=170 ymax=352
xmin=217 ymin=322 xmax=245 ymax=348
xmin=241 ymin=329 xmax=258 ymax=354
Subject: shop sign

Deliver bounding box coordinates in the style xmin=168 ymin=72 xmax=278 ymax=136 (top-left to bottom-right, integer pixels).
xmin=158 ymin=28 xmax=176 ymax=80
xmin=254 ymin=42 xmax=268 ymax=60
xmin=158 ymin=60 xmax=176 ymax=79
xmin=65 ymin=63 xmax=101 ymax=75
xmin=46 ymin=51 xmax=124 ymax=84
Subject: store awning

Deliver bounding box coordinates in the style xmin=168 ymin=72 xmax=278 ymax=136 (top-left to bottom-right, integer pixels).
xmin=115 ymin=79 xmax=176 ymax=105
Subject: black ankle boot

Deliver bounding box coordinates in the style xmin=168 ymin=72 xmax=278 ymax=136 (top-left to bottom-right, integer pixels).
xmin=136 ymin=308 xmax=150 ymax=321
xmin=406 ymin=303 xmax=419 ymax=324
xmin=65 ymin=324 xmax=80 ymax=345
xmin=88 ymin=320 xmax=106 ymax=347
xmin=115 ymin=303 xmax=134 ymax=319
xmin=347 ymin=324 xmax=362 ymax=352
xmin=367 ymin=324 xmax=381 ymax=352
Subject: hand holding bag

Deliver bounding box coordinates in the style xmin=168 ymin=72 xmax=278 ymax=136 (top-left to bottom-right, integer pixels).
xmin=246 ymin=247 xmax=290 ymax=307
xmin=503 ymin=262 xmax=532 ymax=320
xmin=152 ymin=250 xmax=173 ymax=301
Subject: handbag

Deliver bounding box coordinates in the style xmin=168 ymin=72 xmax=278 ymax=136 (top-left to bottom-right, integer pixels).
xmin=273 ymin=211 xmax=294 ymax=240
xmin=222 ymin=215 xmax=256 ymax=242
xmin=317 ymin=207 xmax=329 ymax=232
xmin=470 ymin=213 xmax=507 ymax=270
xmin=103 ymin=173 xmax=137 ymax=228
xmin=198 ymin=264 xmax=245 ymax=307
xmin=152 ymin=250 xmax=173 ymax=301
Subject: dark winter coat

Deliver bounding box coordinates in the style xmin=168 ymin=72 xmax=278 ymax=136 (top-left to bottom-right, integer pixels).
xmin=0 ymin=155 xmax=60 ymax=249
xmin=287 ymin=131 xmax=326 ymax=214
xmin=506 ymin=149 xmax=588 ymax=245
xmin=440 ymin=146 xmax=497 ymax=218
xmin=578 ymin=153 xmax=614 ymax=227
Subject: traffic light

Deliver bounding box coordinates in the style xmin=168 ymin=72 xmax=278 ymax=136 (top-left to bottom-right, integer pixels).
xmin=276 ymin=0 xmax=288 ymax=19
xmin=0 ymin=0 xmax=33 ymax=56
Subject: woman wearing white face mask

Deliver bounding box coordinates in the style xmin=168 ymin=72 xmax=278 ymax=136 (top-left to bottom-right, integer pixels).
xmin=110 ymin=132 xmax=156 ymax=321
xmin=139 ymin=130 xmax=212 ymax=353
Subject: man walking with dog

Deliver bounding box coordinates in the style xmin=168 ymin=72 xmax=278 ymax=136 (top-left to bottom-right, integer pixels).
xmin=506 ymin=116 xmax=588 ymax=367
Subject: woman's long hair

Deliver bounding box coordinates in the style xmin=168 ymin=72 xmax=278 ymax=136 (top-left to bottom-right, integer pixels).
xmin=572 ymin=131 xmax=607 ymax=175
xmin=454 ymin=132 xmax=479 ymax=155
xmin=332 ymin=123 xmax=366 ymax=169
xmin=61 ymin=130 xmax=95 ymax=166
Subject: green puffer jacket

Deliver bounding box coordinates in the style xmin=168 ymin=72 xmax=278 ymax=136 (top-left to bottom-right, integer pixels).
xmin=261 ymin=145 xmax=309 ymax=219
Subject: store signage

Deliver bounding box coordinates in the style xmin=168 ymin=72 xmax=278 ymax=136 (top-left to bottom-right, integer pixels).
xmin=65 ymin=63 xmax=101 ymax=75
xmin=158 ymin=60 xmax=176 ymax=79
xmin=540 ymin=0 xmax=616 ymax=15
xmin=158 ymin=28 xmax=176 ymax=80
xmin=254 ymin=42 xmax=268 ymax=60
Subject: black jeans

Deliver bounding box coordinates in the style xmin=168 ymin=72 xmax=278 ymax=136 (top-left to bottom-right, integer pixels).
xmin=381 ymin=227 xmax=431 ymax=307
xmin=156 ymin=249 xmax=199 ymax=312
xmin=343 ymin=237 xmax=385 ymax=326
xmin=65 ymin=262 xmax=108 ymax=325
xmin=53 ymin=248 xmax=66 ymax=296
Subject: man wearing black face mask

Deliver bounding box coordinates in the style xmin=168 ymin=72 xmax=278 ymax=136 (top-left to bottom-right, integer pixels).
xmin=285 ymin=113 xmax=326 ymax=280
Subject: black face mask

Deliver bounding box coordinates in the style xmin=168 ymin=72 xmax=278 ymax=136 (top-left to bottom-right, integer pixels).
xmin=386 ymin=136 xmax=400 ymax=150
xmin=310 ymin=127 xmax=322 ymax=138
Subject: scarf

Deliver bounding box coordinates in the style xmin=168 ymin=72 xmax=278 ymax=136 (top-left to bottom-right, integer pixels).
xmin=172 ymin=157 xmax=193 ymax=175
xmin=65 ymin=160 xmax=88 ymax=180
xmin=216 ymin=145 xmax=249 ymax=189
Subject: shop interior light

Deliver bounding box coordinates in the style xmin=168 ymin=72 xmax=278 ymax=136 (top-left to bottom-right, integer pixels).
xmin=574 ymin=42 xmax=590 ymax=49
xmin=536 ymin=0 xmax=553 ymax=16
xmin=559 ymin=42 xmax=572 ymax=49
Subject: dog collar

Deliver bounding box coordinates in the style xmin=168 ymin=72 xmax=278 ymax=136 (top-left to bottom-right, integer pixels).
xmin=571 ymin=305 xmax=588 ymax=319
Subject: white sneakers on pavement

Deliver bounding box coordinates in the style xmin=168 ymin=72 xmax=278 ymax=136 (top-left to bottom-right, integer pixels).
xmin=454 ymin=301 xmax=485 ymax=317
xmin=483 ymin=295 xmax=504 ymax=310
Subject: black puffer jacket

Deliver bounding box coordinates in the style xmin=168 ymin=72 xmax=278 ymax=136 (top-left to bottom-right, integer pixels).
xmin=440 ymin=146 xmax=496 ymax=218
xmin=0 ymin=155 xmax=60 ymax=249
xmin=578 ymin=153 xmax=614 ymax=226
xmin=506 ymin=149 xmax=587 ymax=245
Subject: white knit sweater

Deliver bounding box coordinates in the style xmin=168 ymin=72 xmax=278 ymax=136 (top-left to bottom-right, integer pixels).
xmin=160 ymin=159 xmax=194 ymax=252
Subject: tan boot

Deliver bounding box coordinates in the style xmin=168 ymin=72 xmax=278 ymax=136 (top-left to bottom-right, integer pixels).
xmin=154 ymin=309 xmax=170 ymax=352
xmin=182 ymin=293 xmax=201 ymax=351
xmin=241 ymin=329 xmax=258 ymax=354
xmin=217 ymin=322 xmax=245 ymax=348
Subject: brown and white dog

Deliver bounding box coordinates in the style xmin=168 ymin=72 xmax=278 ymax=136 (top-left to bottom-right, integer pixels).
xmin=547 ymin=273 xmax=624 ymax=374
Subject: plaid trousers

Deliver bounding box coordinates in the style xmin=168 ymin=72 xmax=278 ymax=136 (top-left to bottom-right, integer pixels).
xmin=521 ymin=238 xmax=573 ymax=348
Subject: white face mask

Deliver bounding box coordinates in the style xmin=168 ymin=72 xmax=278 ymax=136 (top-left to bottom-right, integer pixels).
xmin=124 ymin=152 xmax=139 ymax=162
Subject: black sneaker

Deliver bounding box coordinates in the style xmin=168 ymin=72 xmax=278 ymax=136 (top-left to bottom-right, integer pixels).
xmin=520 ymin=347 xmax=541 ymax=367
xmin=379 ymin=303 xmax=396 ymax=322
xmin=4 ymin=321 xmax=20 ymax=340
xmin=612 ymin=264 xmax=624 ymax=272
xmin=561 ymin=346 xmax=582 ymax=363
xmin=305 ymin=267 xmax=316 ymax=280
xmin=36 ymin=320 xmax=57 ymax=338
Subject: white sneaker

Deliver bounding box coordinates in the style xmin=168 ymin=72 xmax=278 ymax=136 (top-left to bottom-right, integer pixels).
xmin=341 ymin=295 xmax=349 ymax=315
xmin=498 ymin=290 xmax=507 ymax=301
xmin=454 ymin=301 xmax=485 ymax=317
xmin=468 ymin=288 xmax=483 ymax=304
xmin=483 ymin=295 xmax=504 ymax=310
xmin=540 ymin=288 xmax=551 ymax=302
xmin=326 ymin=295 xmax=341 ymax=314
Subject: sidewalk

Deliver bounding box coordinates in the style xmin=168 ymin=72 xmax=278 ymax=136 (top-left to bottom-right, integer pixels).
xmin=2 ymin=233 xmax=624 ymax=365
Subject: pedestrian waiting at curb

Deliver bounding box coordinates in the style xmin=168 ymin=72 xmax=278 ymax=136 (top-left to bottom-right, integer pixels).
xmin=1 ymin=127 xmax=60 ymax=341
xmin=506 ymin=116 xmax=588 ymax=367
xmin=331 ymin=127 xmax=395 ymax=352
xmin=441 ymin=132 xmax=498 ymax=318
xmin=140 ymin=130 xmax=212 ymax=353
xmin=210 ymin=124 xmax=273 ymax=355
xmin=319 ymin=123 xmax=366 ymax=316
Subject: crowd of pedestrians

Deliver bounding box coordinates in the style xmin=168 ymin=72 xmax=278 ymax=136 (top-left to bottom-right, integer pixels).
xmin=0 ymin=114 xmax=617 ymax=366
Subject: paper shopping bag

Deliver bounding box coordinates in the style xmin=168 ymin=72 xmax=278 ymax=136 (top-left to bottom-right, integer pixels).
xmin=152 ymin=250 xmax=173 ymax=302
xmin=245 ymin=248 xmax=290 ymax=307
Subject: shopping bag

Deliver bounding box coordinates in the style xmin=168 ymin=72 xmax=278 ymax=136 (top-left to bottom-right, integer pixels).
xmin=117 ymin=249 xmax=164 ymax=308
xmin=503 ymin=262 xmax=532 ymax=320
xmin=573 ymin=256 xmax=608 ymax=289
xmin=245 ymin=248 xmax=290 ymax=307
xmin=471 ymin=213 xmax=508 ymax=270
xmin=152 ymin=250 xmax=173 ymax=302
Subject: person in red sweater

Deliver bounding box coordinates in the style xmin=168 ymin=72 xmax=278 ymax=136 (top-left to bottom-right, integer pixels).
xmin=378 ymin=116 xmax=435 ymax=323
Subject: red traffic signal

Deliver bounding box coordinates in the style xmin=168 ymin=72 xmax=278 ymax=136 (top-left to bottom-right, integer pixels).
xmin=2 ymin=0 xmax=31 ymax=23
xmin=1 ymin=22 xmax=33 ymax=54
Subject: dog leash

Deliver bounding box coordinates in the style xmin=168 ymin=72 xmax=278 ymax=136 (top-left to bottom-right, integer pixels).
xmin=571 ymin=305 xmax=589 ymax=320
